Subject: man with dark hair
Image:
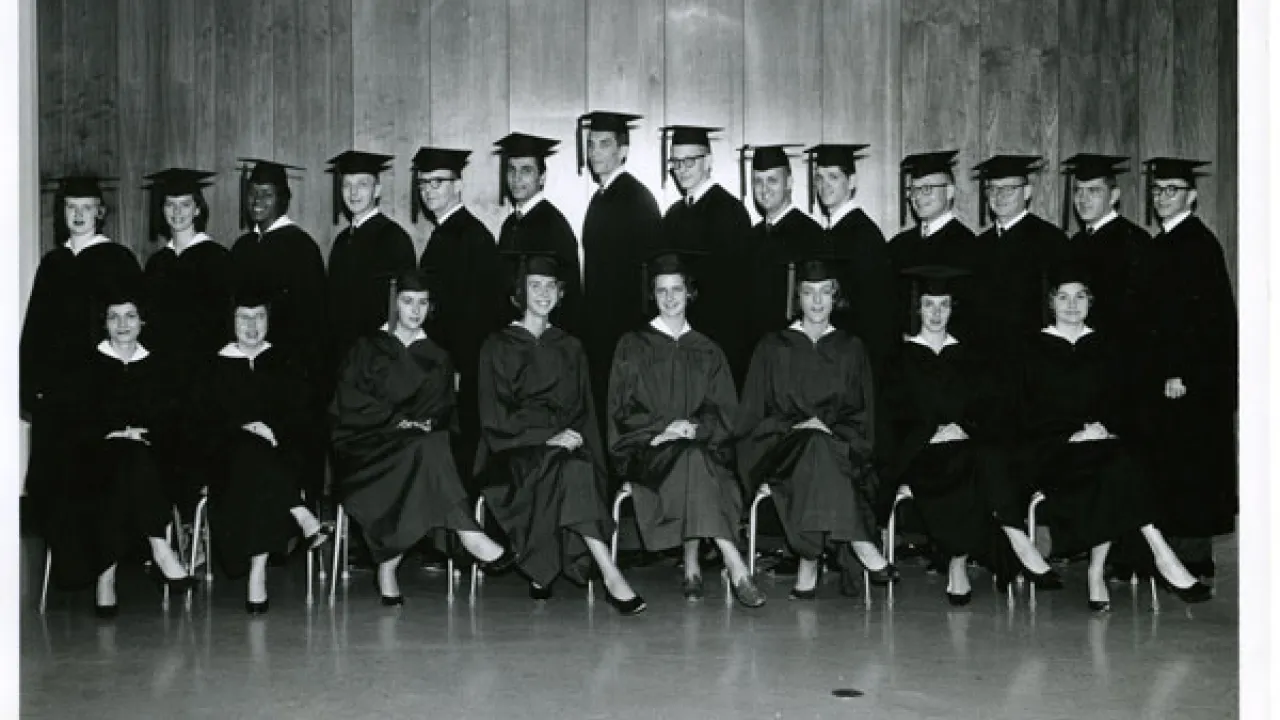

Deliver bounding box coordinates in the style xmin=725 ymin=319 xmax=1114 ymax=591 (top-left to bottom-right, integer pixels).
xmin=577 ymin=111 xmax=662 ymax=422
xmin=494 ymin=133 xmax=583 ymax=334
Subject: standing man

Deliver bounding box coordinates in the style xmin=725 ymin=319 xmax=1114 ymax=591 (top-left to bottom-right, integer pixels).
xmin=1131 ymin=157 xmax=1237 ymax=581
xmin=577 ymin=110 xmax=662 ymax=421
xmin=807 ymin=143 xmax=897 ymax=377
xmin=740 ymin=144 xmax=825 ymax=350
xmin=326 ymin=150 xmax=417 ymax=374
xmin=659 ymin=125 xmax=753 ymax=388
xmin=415 ymin=146 xmax=507 ymax=489
xmin=494 ymin=133 xmax=582 ymax=334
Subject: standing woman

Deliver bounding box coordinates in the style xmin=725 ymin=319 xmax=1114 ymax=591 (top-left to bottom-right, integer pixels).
xmin=331 ymin=270 xmax=515 ymax=605
xmin=476 ymin=251 xmax=645 ymax=614
xmin=882 ymin=266 xmax=1060 ymax=605
xmin=736 ymin=256 xmax=897 ymax=600
xmin=140 ymin=168 xmax=231 ymax=514
xmin=51 ymin=285 xmax=194 ymax=616
xmin=204 ymin=291 xmax=331 ymax=614
xmin=22 ymin=176 xmax=142 ymax=551
xmin=1019 ymin=269 xmax=1212 ymax=611
xmin=607 ymin=251 xmax=765 ymax=608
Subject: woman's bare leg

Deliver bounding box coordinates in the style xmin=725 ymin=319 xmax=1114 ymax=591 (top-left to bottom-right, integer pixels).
xmin=582 ymin=536 xmax=637 ymax=601
xmin=377 ymin=553 xmax=404 ymax=597
xmin=248 ymin=553 xmax=269 ymax=603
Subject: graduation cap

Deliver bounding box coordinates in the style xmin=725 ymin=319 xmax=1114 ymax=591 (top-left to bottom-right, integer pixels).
xmin=501 ymin=249 xmax=565 ymax=281
xmin=384 ymin=268 xmax=438 ymax=329
xmin=410 ymin=147 xmax=471 ymax=223
xmin=237 ymin=158 xmax=304 ymax=230
xmin=143 ymin=168 xmax=216 ymax=242
xmin=737 ymin=144 xmax=802 ymax=200
xmin=576 ymin=111 xmax=642 ymax=176
xmin=1059 ymin=154 xmax=1129 ymax=230
xmin=972 ymin=154 xmax=1043 ymax=225
xmin=804 ymin=143 xmax=870 ymax=213
xmin=641 ymin=248 xmax=709 ymax=309
xmin=494 ymin=133 xmax=560 ymax=206
xmin=782 ymin=253 xmax=849 ymax=319
xmin=327 ymin=150 xmax=394 ymax=225
xmin=900 ymin=265 xmax=972 ymax=334
xmin=899 ymin=150 xmax=959 ymax=226
xmin=660 ymin=125 xmax=722 ymax=189
xmin=47 ymin=175 xmax=115 ymax=200
xmin=1142 ymin=157 xmax=1210 ymax=226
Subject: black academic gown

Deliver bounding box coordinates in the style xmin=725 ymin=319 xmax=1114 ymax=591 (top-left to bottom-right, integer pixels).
xmin=420 ymin=205 xmax=508 ymax=491
xmin=45 ymin=344 xmax=178 ymax=589
xmin=1063 ymin=214 xmax=1150 ymax=339
xmin=735 ymin=326 xmax=879 ymax=559
xmin=1129 ymin=215 xmax=1237 ymax=538
xmin=887 ymin=217 xmax=982 ymax=343
xmin=607 ymin=323 xmax=741 ymax=551
xmin=971 ymin=213 xmax=1070 ymax=360
xmin=744 ymin=207 xmax=826 ymax=348
xmin=660 ymin=184 xmax=754 ymax=388
xmin=326 ymin=211 xmax=418 ymax=373
xmin=823 ymin=206 xmax=898 ymax=377
xmin=475 ymin=324 xmax=611 ymax=587
xmin=331 ymin=331 xmax=480 ymax=563
xmin=1018 ymin=329 xmax=1154 ymax=557
xmin=497 ymin=199 xmax=583 ymax=334
xmin=582 ymin=171 xmax=662 ymax=430
xmin=203 ymin=344 xmax=311 ymax=578
xmin=142 ymin=238 xmax=233 ymax=509
xmin=881 ymin=338 xmax=1022 ymax=564
xmin=20 ymin=239 xmax=142 ymax=529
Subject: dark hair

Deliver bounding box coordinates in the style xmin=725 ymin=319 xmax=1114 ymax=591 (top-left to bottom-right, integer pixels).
xmin=509 ymin=272 xmax=564 ymax=312
xmin=790 ymin=278 xmax=848 ymax=320
xmin=157 ymin=188 xmax=211 ymax=238
xmin=54 ymin=191 xmax=108 ymax=244
xmin=99 ymin=298 xmax=144 ymax=331
xmin=646 ymin=271 xmax=699 ymax=314
xmin=249 ymin=180 xmax=292 ymax=216
xmin=390 ymin=286 xmax=436 ymax=326
xmin=507 ymin=155 xmax=547 ymax=176
xmin=910 ymin=292 xmax=956 ymax=335
xmin=820 ymin=161 xmax=857 ymax=178
xmin=1046 ymin=279 xmax=1094 ymax=307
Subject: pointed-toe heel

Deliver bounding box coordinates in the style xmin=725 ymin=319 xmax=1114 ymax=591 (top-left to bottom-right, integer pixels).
xmin=305 ymin=525 xmax=334 ymax=552
xmin=1159 ymin=577 xmax=1213 ymax=604
xmin=731 ymin=577 xmax=767 ymax=608
xmin=1088 ymin=599 xmax=1111 ymax=613
xmin=866 ymin=563 xmax=901 ymax=586
xmin=946 ymin=591 xmax=973 ymax=607
xmin=479 ymin=549 xmax=518 ymax=576
xmin=246 ymin=598 xmax=270 ymax=615
xmin=94 ymin=603 xmax=119 ymax=619
xmin=380 ymin=594 xmax=404 ymax=607
xmin=529 ymin=582 xmax=553 ymax=601
xmin=1027 ymin=568 xmax=1064 ymax=590
xmin=682 ymin=575 xmax=705 ymax=601
xmin=147 ymin=565 xmax=197 ymax=593
xmin=605 ymin=590 xmax=647 ymax=616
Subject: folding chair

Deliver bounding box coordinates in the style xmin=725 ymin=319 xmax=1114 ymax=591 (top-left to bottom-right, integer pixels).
xmin=470 ymin=495 xmax=593 ymax=602
xmin=328 ymin=504 xmax=456 ymax=605
xmin=40 ymin=509 xmax=181 ymax=613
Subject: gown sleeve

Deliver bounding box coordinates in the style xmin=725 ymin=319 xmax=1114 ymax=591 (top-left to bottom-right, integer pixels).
xmin=735 ymin=339 xmax=795 ymax=480
xmin=690 ymin=343 xmax=739 ymax=460
xmin=828 ymin=338 xmax=875 ymax=458
xmin=330 ymin=340 xmax=404 ymax=445
xmin=475 ymin=334 xmax=559 ymax=453
xmin=606 ymin=334 xmax=669 ymax=473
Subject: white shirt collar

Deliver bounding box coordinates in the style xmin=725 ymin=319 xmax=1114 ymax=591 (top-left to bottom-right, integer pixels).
xmin=686 ymin=178 xmax=715 ymax=205
xmin=67 ymin=234 xmax=110 ymax=256
xmin=825 ymin=199 xmax=858 ymax=229
xmin=1160 ymin=210 xmax=1193 ymax=233
xmin=352 ymin=207 xmax=382 ymax=229
xmin=97 ymin=340 xmax=151 ymax=364
xmin=381 ymin=323 xmax=427 ymax=346
xmin=166 ymin=232 xmax=212 ymax=255
xmin=514 ymin=193 xmax=546 ymax=215
xmin=996 ymin=210 xmax=1029 ymax=232
xmin=1041 ymin=325 xmax=1095 ymax=344
xmin=598 ymin=168 xmax=626 ymax=192
xmin=766 ymin=202 xmax=798 ymax=227
xmin=906 ymin=333 xmax=959 ymax=352
xmin=433 ymin=202 xmax=464 ymax=226
xmin=218 ymin=341 xmax=273 ymax=359
xmin=788 ymin=320 xmax=836 ymax=338
xmin=921 ymin=211 xmax=956 ymax=238
xmin=649 ymin=316 xmax=691 ymax=340
xmin=257 ymin=215 xmax=296 ymax=234
xmin=1087 ymin=210 xmax=1119 ymax=233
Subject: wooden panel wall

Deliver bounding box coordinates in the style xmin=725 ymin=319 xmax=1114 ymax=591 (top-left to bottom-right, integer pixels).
xmin=35 ymin=0 xmax=1238 ymax=286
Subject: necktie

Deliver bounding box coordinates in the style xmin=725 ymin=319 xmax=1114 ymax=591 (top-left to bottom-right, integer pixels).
xmin=997 ymin=225 xmax=1005 ymax=238
xmin=686 ymin=196 xmax=694 ymax=208
xmin=1086 ymin=226 xmax=1095 ymax=236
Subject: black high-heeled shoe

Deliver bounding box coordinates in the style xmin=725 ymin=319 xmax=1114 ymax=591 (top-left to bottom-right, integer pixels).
xmin=477 ymin=549 xmax=518 ymax=576
xmin=1088 ymin=599 xmax=1111 ymax=612
xmin=1025 ymin=567 xmax=1064 ymax=590
xmin=246 ymin=598 xmax=270 ymax=615
xmin=1156 ymin=575 xmax=1213 ymax=604
xmin=529 ymin=582 xmax=553 ymax=601
xmin=864 ymin=562 xmax=901 ymax=586
xmin=946 ymin=590 xmax=972 ymax=606
xmin=94 ymin=603 xmax=119 ymax=619
xmin=147 ymin=564 xmax=197 ymax=592
xmin=604 ymin=589 xmax=647 ymax=616
xmin=304 ymin=525 xmax=334 ymax=552
xmin=789 ymin=561 xmax=823 ymax=600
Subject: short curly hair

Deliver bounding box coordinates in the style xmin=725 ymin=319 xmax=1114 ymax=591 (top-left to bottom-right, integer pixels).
xmin=790 ymin=278 xmax=848 ymax=320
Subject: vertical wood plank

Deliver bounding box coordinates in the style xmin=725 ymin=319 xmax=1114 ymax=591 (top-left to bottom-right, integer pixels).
xmin=1216 ymin=0 xmax=1236 ymax=289
xmin=508 ymin=0 xmax=588 ymax=240
xmin=64 ymin=0 xmax=119 ymax=178
xmin=296 ymin=0 xmax=341 ymax=260
xmin=192 ymin=0 xmax=222 ymax=242
xmin=1058 ymin=0 xmax=1140 ymax=229
xmin=36 ymin=0 xmax=66 ymax=253
xmin=663 ymin=0 xmax=746 ymax=211
xmin=979 ymin=0 xmax=1060 ymax=226
xmin=1137 ymin=0 xmax=1174 ymax=230
xmin=822 ymin=0 xmax=902 ymax=234
xmin=585 ymin=0 xmax=665 ymax=210
xmin=1171 ymin=0 xmax=1218 ymax=234
xmin=161 ymin=0 xmax=196 ymax=168
xmin=901 ymin=0 xmax=981 ymax=231
xmin=117 ymin=0 xmax=159 ymax=258
xmin=429 ymin=0 xmax=509 ymax=237
xmin=214 ymin=0 xmax=274 ymax=238
xmin=351 ymin=0 xmax=431 ymax=254
xmin=329 ymin=0 xmax=354 ymax=179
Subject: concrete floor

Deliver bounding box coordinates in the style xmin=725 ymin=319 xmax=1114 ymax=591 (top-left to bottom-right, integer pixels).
xmin=21 ymin=536 xmax=1238 ymax=719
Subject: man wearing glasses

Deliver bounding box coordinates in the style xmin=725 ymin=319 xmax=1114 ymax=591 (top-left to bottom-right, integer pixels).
xmin=659 ymin=125 xmax=753 ymax=388
xmin=1130 ymin=157 xmax=1237 ymax=584
xmin=414 ymin=147 xmax=507 ymax=492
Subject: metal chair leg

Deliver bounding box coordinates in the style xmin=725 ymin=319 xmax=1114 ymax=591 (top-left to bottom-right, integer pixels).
xmin=747 ymin=485 xmax=770 ymax=576
xmin=1027 ymin=492 xmax=1046 ymax=609
xmin=884 ymin=486 xmax=913 ymax=608
xmin=329 ymin=505 xmax=347 ymax=606
xmin=610 ymin=484 xmax=633 ymax=563
xmin=470 ymin=497 xmax=485 ymax=600
xmin=39 ymin=547 xmax=51 ymax=614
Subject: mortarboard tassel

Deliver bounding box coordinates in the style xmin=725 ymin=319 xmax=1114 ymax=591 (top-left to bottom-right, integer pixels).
xmin=1060 ymin=172 xmax=1073 ymax=231
xmin=660 ymin=128 xmax=669 ymax=190
xmin=576 ymin=119 xmax=585 ymax=176
xmin=239 ymin=165 xmax=251 ymax=231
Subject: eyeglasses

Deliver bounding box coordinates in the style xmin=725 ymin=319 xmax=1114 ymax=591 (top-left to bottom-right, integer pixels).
xmin=984 ymin=183 xmax=1027 ymax=198
xmin=667 ymin=155 xmax=708 ymax=170
xmin=1073 ymin=186 xmax=1109 ymax=199
xmin=1150 ymin=184 xmax=1191 ymax=199
xmin=906 ymin=184 xmax=949 ymax=198
xmin=417 ymin=177 xmax=457 ymax=190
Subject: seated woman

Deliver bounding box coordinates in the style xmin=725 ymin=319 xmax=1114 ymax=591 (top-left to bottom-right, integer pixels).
xmin=736 ymin=256 xmax=897 ymax=600
xmin=882 ymin=266 xmax=1060 ymax=605
xmin=1019 ymin=269 xmax=1212 ymax=611
xmin=607 ymin=251 xmax=765 ymax=608
xmin=203 ymin=291 xmax=332 ymax=614
xmin=331 ymin=270 xmax=514 ymax=605
xmin=476 ymin=251 xmax=645 ymax=615
xmin=48 ymin=286 xmax=194 ymax=618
